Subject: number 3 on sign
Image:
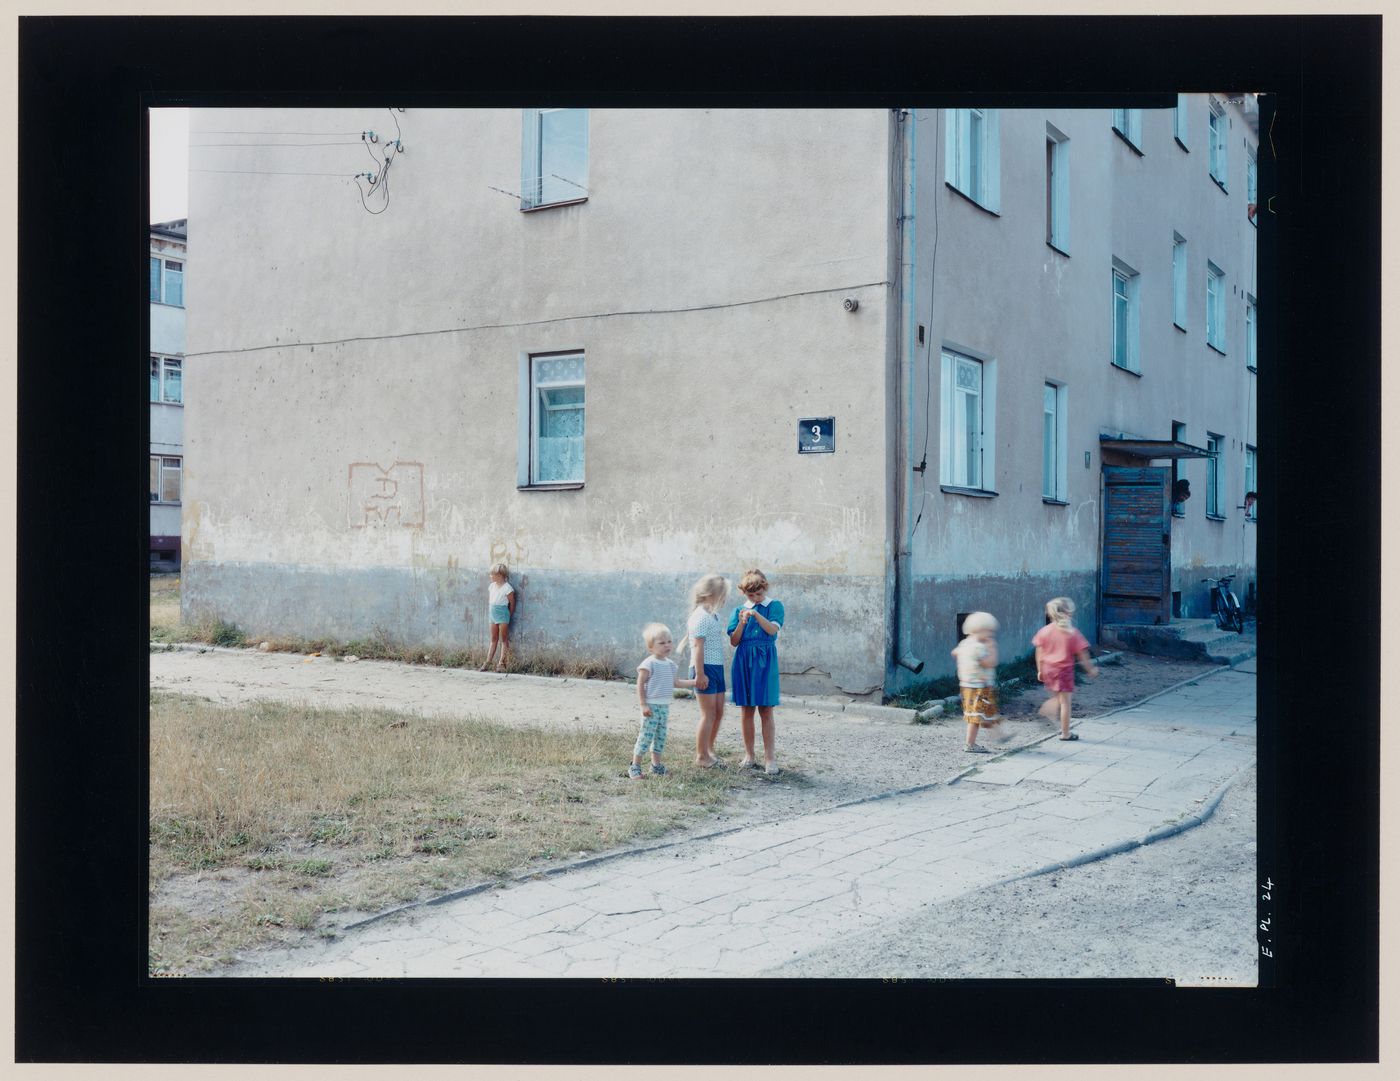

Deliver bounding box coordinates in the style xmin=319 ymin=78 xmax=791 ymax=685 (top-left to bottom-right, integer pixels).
xmin=811 ymin=424 xmax=821 ymax=441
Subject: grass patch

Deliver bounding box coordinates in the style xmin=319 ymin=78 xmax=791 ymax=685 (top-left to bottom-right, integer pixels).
xmin=149 ymin=692 xmax=759 ymax=973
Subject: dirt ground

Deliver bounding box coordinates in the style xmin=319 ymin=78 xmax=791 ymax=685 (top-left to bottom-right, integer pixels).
xmin=151 ymin=643 xmax=1250 ymax=971
xmin=151 ymin=645 xmax=1224 ymax=843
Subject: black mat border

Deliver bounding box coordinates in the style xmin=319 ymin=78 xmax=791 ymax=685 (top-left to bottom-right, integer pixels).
xmin=15 ymin=13 xmax=1380 ymax=1065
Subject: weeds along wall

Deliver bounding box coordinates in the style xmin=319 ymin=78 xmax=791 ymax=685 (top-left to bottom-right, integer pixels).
xmin=183 ymin=107 xmax=897 ymax=695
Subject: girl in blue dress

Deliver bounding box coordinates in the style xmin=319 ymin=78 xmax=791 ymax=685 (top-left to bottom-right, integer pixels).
xmin=727 ymin=568 xmax=784 ymax=775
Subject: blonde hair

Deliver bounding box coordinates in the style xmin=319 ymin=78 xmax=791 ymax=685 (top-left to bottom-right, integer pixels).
xmin=642 ymin=622 xmax=672 ymax=649
xmin=1046 ymin=596 xmax=1076 ymax=631
xmin=961 ymin=611 xmax=999 ymax=636
xmin=489 ymin=562 xmax=510 ymax=580
xmin=689 ymin=574 xmax=729 ymax=611
xmin=737 ymin=568 xmax=769 ymax=595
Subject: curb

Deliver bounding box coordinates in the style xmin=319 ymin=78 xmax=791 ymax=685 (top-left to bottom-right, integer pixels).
xmin=983 ymin=758 xmax=1254 ymax=889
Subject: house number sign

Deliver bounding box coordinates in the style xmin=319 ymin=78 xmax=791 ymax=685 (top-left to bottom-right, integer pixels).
xmin=798 ymin=417 xmax=835 ymax=454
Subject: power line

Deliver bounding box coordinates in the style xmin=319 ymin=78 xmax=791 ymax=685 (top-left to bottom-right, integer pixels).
xmin=191 ymin=130 xmax=366 ymax=136
xmin=191 ymin=168 xmax=352 ymax=177
xmin=185 ymin=281 xmax=890 ymax=359
xmin=191 ymin=141 xmax=365 ymax=149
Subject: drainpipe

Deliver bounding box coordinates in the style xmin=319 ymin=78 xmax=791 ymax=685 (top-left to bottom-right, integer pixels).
xmin=892 ymin=107 xmax=924 ymax=675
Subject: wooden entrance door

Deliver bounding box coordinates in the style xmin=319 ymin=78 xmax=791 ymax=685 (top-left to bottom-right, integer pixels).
xmin=1100 ymin=466 xmax=1172 ymax=625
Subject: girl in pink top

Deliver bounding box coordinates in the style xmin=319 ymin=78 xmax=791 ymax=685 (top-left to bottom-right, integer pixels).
xmin=1032 ymin=597 xmax=1099 ymax=741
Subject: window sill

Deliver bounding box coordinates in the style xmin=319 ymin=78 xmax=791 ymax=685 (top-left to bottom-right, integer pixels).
xmin=1207 ymin=342 xmax=1227 ymax=357
xmin=1110 ymin=361 xmax=1142 ymax=377
xmin=1042 ymin=497 xmax=1070 ymax=506
xmin=1173 ymin=322 xmax=1188 ymax=333
xmin=944 ymin=181 xmax=999 ymax=217
xmin=1046 ymin=240 xmax=1070 ymax=258
xmin=1211 ymin=175 xmax=1228 ymax=194
xmin=1112 ymin=129 xmax=1144 ymax=155
xmin=149 ymin=501 xmax=182 ymax=506
xmin=1205 ymin=513 xmax=1227 ymax=522
xmin=941 ymin=484 xmax=998 ymax=498
xmin=1171 ymin=510 xmax=1185 ymax=519
xmin=1247 ymin=364 xmax=1258 ymax=373
xmin=517 ymin=482 xmax=585 ymax=492
xmin=151 ymin=400 xmax=184 ymax=407
xmin=1174 ymin=135 xmax=1190 ymax=152
xmin=150 ymin=301 xmax=186 ymax=309
xmin=520 ymin=197 xmax=588 ymax=213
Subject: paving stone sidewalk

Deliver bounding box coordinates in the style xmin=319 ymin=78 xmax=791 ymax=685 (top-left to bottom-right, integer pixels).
xmin=228 ymin=666 xmax=1256 ymax=978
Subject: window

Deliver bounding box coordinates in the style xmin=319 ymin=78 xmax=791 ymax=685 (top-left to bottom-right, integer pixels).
xmin=1246 ymin=145 xmax=1258 ymax=224
xmin=945 ymin=108 xmax=1000 ymax=212
xmin=526 ymin=352 xmax=585 ymax=485
xmin=1206 ymin=261 xmax=1226 ymax=352
xmin=520 ymin=108 xmax=588 ymax=210
xmin=1244 ymin=446 xmax=1257 ymax=519
xmin=1042 ymin=383 xmax=1068 ymax=502
xmin=1205 ymin=434 xmax=1224 ymax=517
xmin=149 ymin=254 xmax=184 ymax=306
xmin=1111 ymin=259 xmax=1141 ymax=373
xmin=150 ymin=355 xmax=183 ymax=404
xmin=1112 ymin=107 xmax=1143 ymax=151
xmin=1174 ymin=94 xmax=1189 ymax=148
xmin=1172 ymin=234 xmax=1188 ymax=330
xmin=1046 ymin=124 xmax=1070 ymax=253
xmin=1208 ymin=99 xmax=1228 ymax=189
xmin=1171 ymin=421 xmax=1187 ymax=517
xmin=150 ymin=455 xmax=182 ymax=504
xmin=1245 ymin=295 xmax=1257 ymax=371
xmin=940 ymin=349 xmax=995 ymax=491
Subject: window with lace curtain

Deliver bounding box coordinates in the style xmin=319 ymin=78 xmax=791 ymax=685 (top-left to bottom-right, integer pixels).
xmin=528 ymin=352 xmax=585 ymax=485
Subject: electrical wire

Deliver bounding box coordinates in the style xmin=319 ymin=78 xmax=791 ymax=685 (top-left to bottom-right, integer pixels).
xmin=184 ymin=280 xmax=891 ymax=359
xmin=191 ymin=130 xmax=366 ymax=136
xmin=351 ymin=107 xmax=404 ymax=214
xmin=192 ymin=111 xmax=405 ymax=214
xmin=191 ymin=141 xmax=366 ymax=149
xmin=909 ymin=107 xmax=942 ymax=544
xmin=191 ymin=168 xmax=353 ymax=177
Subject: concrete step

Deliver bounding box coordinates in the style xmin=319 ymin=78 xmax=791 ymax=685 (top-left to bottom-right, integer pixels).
xmin=1203 ymin=642 xmax=1257 ymax=667
xmin=1102 ymin=620 xmax=1255 ymax=665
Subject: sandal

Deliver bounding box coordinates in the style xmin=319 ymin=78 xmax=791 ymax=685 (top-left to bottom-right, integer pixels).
xmin=739 ymin=757 xmax=758 ymax=769
xmin=628 ymin=764 xmax=643 ymax=779
xmin=764 ymin=762 xmax=780 ymax=775
xmin=964 ymin=744 xmax=990 ymax=754
xmin=1058 ymin=733 xmax=1079 ymax=741
xmin=651 ymin=763 xmax=667 ymax=776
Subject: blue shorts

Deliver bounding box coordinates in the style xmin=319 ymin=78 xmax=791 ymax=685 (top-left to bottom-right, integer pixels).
xmin=690 ymin=664 xmax=726 ymax=696
xmin=489 ymin=603 xmax=511 ymax=625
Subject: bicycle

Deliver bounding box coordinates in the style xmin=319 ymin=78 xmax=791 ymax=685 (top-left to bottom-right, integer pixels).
xmin=1202 ymin=575 xmax=1245 ymax=634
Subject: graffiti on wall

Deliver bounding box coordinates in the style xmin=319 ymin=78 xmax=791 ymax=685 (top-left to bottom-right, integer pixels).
xmin=348 ymin=461 xmax=425 ymax=529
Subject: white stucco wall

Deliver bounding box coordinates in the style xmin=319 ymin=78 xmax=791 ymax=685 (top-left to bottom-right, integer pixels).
xmin=185 ymin=108 xmax=897 ymax=691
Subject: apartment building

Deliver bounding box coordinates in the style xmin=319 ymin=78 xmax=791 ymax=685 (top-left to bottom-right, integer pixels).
xmin=150 ymin=218 xmax=187 ymax=568
xmin=185 ymin=102 xmax=1257 ymax=694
